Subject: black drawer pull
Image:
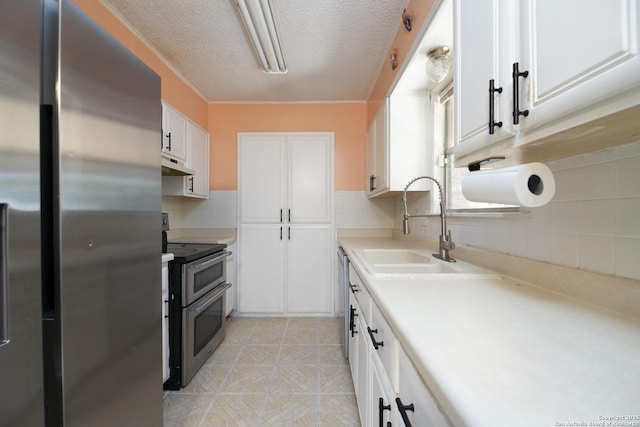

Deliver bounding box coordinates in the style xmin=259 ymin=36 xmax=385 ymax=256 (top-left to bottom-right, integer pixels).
xmin=512 ymin=62 xmax=529 ymax=124
xmin=367 ymin=326 xmax=384 ymax=350
xmin=349 ymin=306 xmax=358 ymax=337
xmin=396 ymin=397 xmax=415 ymax=427
xmin=488 ymin=79 xmax=503 ymax=134
xmin=379 ymin=397 xmax=391 ymax=427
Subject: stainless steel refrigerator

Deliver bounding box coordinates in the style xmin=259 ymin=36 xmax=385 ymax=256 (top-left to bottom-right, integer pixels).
xmin=0 ymin=0 xmax=163 ymax=425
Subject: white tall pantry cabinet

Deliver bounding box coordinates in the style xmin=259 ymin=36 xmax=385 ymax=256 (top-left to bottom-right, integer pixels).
xmin=238 ymin=133 xmax=334 ymax=315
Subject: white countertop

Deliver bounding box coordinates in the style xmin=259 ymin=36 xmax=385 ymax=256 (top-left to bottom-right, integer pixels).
xmin=161 ymin=253 xmax=174 ymax=263
xmin=339 ymin=235 xmax=640 ymax=427
xmin=166 ymin=228 xmax=236 ymax=245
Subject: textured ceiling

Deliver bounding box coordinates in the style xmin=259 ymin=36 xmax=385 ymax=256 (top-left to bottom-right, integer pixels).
xmin=102 ymin=0 xmax=409 ymax=103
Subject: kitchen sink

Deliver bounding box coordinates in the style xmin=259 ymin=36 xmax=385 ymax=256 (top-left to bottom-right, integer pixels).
xmin=353 ymin=248 xmax=501 ymax=278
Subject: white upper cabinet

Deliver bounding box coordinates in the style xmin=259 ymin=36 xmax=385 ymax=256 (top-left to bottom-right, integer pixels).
xmin=161 ymin=103 xmax=210 ymax=199
xmin=454 ymin=0 xmax=640 ymax=166
xmin=366 ymin=96 xmax=429 ymax=197
xmin=454 ymin=0 xmax=516 ymax=154
xmin=161 ymin=102 xmax=187 ymax=163
xmin=239 ymin=133 xmax=332 ymax=224
xmin=238 ymin=134 xmax=286 ymax=223
xmin=184 ymin=123 xmax=209 ymax=198
xmin=519 ymin=0 xmax=640 ymax=131
xmin=287 ymin=134 xmax=332 ymax=223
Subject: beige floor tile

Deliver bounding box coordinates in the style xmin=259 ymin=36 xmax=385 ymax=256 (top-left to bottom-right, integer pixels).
xmin=223 ymin=329 xmax=254 ymax=346
xmin=318 ymin=317 xmax=343 ymax=333
xmin=319 ymin=365 xmax=355 ymax=393
xmin=287 ymin=317 xmax=319 ymax=330
xmin=253 ymin=317 xmax=289 ymax=330
xmin=318 ymin=345 xmax=347 ymax=365
xmin=248 ymin=328 xmax=286 ymax=345
xmin=279 ymin=345 xmax=318 ymax=365
xmin=219 ymin=365 xmax=274 ymax=393
xmin=200 ymin=393 xmax=266 ymax=427
xmin=181 ymin=363 xmax=233 ymax=394
xmin=204 ymin=344 xmax=243 ymax=366
xmin=262 ymin=394 xmax=319 ymax=426
xmin=319 ymin=394 xmax=360 ymax=427
xmin=163 ymin=393 xmax=213 ymax=427
xmin=236 ymin=345 xmax=281 ymax=365
xmin=270 ymin=365 xmax=319 ymax=394
xmin=226 ymin=317 xmax=260 ymax=333
xmin=319 ymin=328 xmax=343 ymax=345
xmin=284 ymin=328 xmax=319 ymax=345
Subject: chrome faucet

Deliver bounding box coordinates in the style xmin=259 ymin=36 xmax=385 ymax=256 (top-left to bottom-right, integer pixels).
xmin=402 ymin=176 xmax=456 ymax=262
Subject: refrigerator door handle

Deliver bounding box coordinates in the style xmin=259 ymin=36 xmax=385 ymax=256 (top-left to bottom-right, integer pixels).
xmin=0 ymin=203 xmax=8 ymax=346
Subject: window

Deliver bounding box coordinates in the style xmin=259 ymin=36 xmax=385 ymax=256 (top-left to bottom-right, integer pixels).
xmin=433 ymin=84 xmax=518 ymax=212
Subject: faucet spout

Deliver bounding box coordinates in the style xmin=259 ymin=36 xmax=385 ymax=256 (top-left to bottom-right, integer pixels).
xmin=401 ymin=176 xmax=455 ymax=262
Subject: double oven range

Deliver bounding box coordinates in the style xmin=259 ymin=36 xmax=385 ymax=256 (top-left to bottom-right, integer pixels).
xmin=163 ymin=242 xmax=230 ymax=390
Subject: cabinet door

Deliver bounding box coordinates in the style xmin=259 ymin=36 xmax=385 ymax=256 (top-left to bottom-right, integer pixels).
xmin=238 ymin=134 xmax=286 ymax=223
xmin=397 ymin=348 xmax=451 ymax=427
xmin=348 ymin=293 xmax=360 ymax=390
xmin=454 ymin=0 xmax=516 ymax=154
xmin=365 ymin=120 xmax=376 ymax=194
xmin=287 ymin=134 xmax=332 ymax=223
xmin=162 ymin=102 xmax=187 ymax=162
xmin=371 ymin=356 xmax=397 ymax=427
xmin=185 ymin=123 xmax=209 ymax=198
xmin=285 ymin=225 xmax=332 ymax=313
xmin=520 ymin=0 xmax=640 ymax=131
xmin=238 ymin=225 xmax=285 ymax=314
xmin=355 ymin=309 xmax=370 ymax=427
xmin=365 ymin=100 xmax=389 ymax=196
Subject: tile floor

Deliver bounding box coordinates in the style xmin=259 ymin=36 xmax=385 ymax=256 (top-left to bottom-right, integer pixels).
xmin=163 ymin=317 xmax=361 ymax=427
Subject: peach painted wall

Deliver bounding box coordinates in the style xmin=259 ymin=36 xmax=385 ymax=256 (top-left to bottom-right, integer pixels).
xmin=367 ymin=0 xmax=436 ymax=124
xmin=208 ymin=103 xmax=367 ymax=191
xmin=73 ymin=0 xmax=208 ymax=129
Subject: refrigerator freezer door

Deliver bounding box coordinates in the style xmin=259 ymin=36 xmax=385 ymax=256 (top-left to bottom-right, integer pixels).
xmin=0 ymin=0 xmax=45 ymax=426
xmin=42 ymin=0 xmax=163 ymax=425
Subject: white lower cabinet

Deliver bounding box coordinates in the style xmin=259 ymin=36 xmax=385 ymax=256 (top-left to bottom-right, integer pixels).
xmin=238 ymin=224 xmax=332 ymax=315
xmin=238 ymin=225 xmax=285 ymax=314
xmin=372 ymin=354 xmax=398 ymax=427
xmin=397 ymin=348 xmax=451 ymax=427
xmin=347 ymin=267 xmax=451 ymax=427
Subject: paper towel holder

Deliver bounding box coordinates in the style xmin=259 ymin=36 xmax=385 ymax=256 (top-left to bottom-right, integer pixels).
xmin=467 ymin=156 xmax=506 ymax=172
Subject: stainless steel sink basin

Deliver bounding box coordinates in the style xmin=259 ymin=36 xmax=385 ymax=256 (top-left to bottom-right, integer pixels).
xmin=354 ymin=248 xmax=501 ymax=278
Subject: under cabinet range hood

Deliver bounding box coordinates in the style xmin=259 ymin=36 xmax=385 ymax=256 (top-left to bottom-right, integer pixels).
xmin=161 ymin=157 xmax=196 ymax=176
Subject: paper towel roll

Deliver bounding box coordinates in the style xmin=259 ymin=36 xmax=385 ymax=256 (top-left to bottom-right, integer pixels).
xmin=461 ymin=162 xmax=555 ymax=207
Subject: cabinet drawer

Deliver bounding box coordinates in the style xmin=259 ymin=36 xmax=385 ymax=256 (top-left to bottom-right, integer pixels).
xmin=348 ymin=264 xmax=371 ymax=323
xmin=371 ymin=303 xmax=398 ymax=391
xmin=397 ymin=348 xmax=451 ymax=427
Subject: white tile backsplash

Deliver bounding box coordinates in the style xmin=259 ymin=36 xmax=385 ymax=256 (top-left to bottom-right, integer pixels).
xmin=393 ymin=139 xmax=640 ymax=281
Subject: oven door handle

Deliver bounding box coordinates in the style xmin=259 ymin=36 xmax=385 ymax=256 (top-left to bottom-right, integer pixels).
xmin=188 ymin=251 xmax=230 ymax=274
xmin=189 ymin=283 xmax=231 ymax=315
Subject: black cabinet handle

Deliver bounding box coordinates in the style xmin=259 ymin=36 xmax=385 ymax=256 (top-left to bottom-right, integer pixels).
xmin=287 ymin=226 xmax=291 ymax=240
xmin=396 ymin=397 xmax=415 ymax=427
xmin=350 ymin=306 xmax=358 ymax=337
xmin=379 ymin=398 xmax=391 ymax=427
xmin=166 ymin=131 xmax=172 ymax=151
xmin=280 ymin=209 xmax=283 ymax=223
xmin=488 ymin=79 xmax=503 ymax=134
xmin=512 ymin=62 xmax=529 ymax=124
xmin=288 ymin=209 xmax=291 ymax=222
xmin=367 ymin=327 xmax=384 ymax=350
xmin=369 ymin=174 xmax=377 ymax=192
xmin=280 ymin=226 xmax=283 ymax=241
xmin=349 ymin=283 xmax=359 ymax=293
xmin=188 ymin=176 xmax=194 ymax=192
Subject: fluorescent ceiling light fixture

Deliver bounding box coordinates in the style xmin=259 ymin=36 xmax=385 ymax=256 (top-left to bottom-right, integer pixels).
xmin=235 ymin=0 xmax=287 ymax=74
